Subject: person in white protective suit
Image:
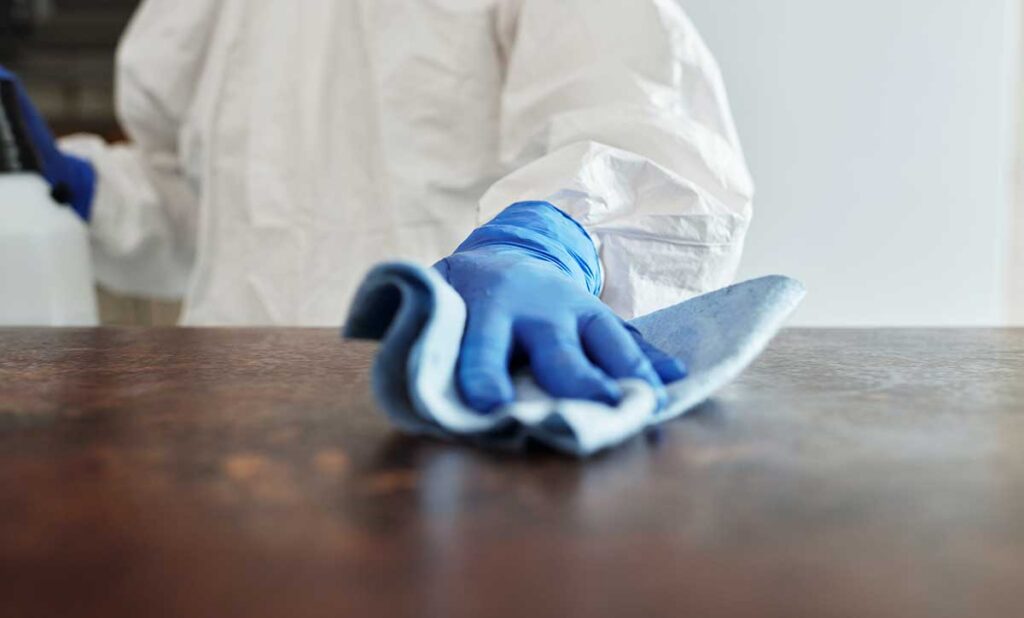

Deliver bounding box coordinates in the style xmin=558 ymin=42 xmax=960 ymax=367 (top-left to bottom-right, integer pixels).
xmin=6 ymin=0 xmax=753 ymax=412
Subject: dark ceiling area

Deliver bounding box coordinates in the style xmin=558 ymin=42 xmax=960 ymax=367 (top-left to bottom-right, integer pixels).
xmin=1 ymin=0 xmax=138 ymax=138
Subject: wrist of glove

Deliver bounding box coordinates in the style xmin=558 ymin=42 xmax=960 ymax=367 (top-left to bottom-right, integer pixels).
xmin=435 ymin=201 xmax=687 ymax=413
xmin=451 ymin=201 xmax=603 ymax=296
xmin=1 ymin=65 xmax=96 ymax=221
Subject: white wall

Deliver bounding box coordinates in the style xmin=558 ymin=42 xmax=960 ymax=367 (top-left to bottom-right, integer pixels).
xmin=680 ymin=0 xmax=1019 ymax=326
xmin=1013 ymin=3 xmax=1024 ymax=324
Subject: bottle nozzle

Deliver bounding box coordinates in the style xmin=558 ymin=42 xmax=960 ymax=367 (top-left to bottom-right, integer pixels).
xmin=0 ymin=79 xmax=42 ymax=174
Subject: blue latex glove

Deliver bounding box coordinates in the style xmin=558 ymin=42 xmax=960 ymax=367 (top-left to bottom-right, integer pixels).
xmin=434 ymin=201 xmax=687 ymax=413
xmin=0 ymin=65 xmax=96 ymax=220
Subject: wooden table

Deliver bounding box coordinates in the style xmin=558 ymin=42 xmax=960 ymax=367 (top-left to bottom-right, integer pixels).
xmin=1 ymin=328 xmax=1022 ymax=617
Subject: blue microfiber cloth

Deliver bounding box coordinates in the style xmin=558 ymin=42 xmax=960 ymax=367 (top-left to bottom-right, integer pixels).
xmin=343 ymin=262 xmax=805 ymax=456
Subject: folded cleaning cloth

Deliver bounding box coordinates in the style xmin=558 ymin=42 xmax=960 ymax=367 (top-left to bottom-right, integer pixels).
xmin=343 ymin=262 xmax=805 ymax=457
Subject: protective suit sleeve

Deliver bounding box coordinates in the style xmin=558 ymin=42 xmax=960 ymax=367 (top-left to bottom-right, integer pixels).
xmin=58 ymin=0 xmax=220 ymax=300
xmin=484 ymin=0 xmax=755 ymax=319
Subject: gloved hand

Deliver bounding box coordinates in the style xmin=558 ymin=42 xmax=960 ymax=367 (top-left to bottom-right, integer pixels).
xmin=435 ymin=201 xmax=687 ymax=413
xmin=0 ymin=65 xmax=96 ymax=221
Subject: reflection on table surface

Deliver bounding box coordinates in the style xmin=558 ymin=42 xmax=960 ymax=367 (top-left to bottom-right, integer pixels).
xmin=1 ymin=327 xmax=1022 ymax=617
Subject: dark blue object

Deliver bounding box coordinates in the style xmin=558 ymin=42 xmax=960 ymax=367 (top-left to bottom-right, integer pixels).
xmin=0 ymin=65 xmax=95 ymax=220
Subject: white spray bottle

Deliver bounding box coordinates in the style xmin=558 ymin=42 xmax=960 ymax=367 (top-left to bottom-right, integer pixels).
xmin=0 ymin=81 xmax=98 ymax=326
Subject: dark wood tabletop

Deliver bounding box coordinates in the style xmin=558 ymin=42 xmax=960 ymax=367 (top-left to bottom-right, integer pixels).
xmin=1 ymin=328 xmax=1022 ymax=618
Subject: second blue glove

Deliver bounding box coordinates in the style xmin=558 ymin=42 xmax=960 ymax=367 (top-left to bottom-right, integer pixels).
xmin=0 ymin=65 xmax=96 ymax=221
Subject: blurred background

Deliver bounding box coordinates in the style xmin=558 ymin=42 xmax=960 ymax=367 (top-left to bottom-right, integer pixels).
xmin=2 ymin=0 xmax=1022 ymax=327
xmin=3 ymin=0 xmax=180 ymax=325
xmin=0 ymin=0 xmax=128 ymax=138
xmin=686 ymin=0 xmax=1022 ymax=327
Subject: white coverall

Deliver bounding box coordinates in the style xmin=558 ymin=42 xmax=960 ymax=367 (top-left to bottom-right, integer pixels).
xmin=61 ymin=0 xmax=753 ymax=325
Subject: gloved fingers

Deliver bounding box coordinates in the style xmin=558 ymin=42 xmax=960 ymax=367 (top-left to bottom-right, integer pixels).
xmin=580 ymin=312 xmax=666 ymax=388
xmin=457 ymin=307 xmax=515 ymax=414
xmin=517 ymin=319 xmax=623 ymax=405
xmin=621 ymin=322 xmax=688 ymax=384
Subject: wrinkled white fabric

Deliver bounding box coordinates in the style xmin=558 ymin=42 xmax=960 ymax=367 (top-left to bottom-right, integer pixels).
xmin=60 ymin=0 xmax=753 ymax=325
